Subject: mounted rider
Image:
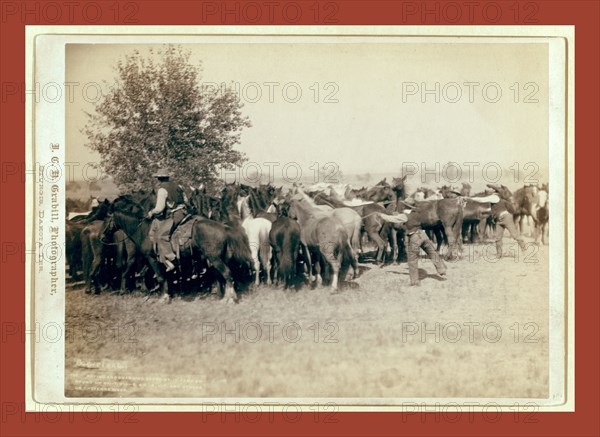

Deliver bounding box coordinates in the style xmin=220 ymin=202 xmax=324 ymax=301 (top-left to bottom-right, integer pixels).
xmin=147 ymin=168 xmax=187 ymax=272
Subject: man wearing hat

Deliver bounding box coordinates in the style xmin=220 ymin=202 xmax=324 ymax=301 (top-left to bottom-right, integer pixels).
xmin=148 ymin=168 xmax=187 ymax=272
xmin=402 ymin=197 xmax=447 ymax=286
xmin=486 ymin=184 xmax=527 ymax=257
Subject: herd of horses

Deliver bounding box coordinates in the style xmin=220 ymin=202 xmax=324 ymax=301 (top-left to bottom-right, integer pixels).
xmin=65 ymin=178 xmax=549 ymax=303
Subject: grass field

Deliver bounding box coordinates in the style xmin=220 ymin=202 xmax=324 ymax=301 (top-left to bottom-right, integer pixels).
xmin=65 ymin=236 xmax=548 ymax=399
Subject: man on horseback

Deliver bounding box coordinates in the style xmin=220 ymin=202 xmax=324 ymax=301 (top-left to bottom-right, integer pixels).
xmin=486 ymin=184 xmax=528 ymax=257
xmin=148 ymin=168 xmax=187 ymax=272
xmin=402 ymin=197 xmax=447 ymax=286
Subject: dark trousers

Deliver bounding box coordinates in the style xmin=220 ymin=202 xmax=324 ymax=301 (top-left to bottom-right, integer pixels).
xmin=406 ymin=230 xmax=446 ymax=286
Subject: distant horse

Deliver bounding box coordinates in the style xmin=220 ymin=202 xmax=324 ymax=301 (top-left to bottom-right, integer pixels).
xmin=289 ymin=193 xmax=354 ymax=290
xmin=513 ymin=184 xmax=538 ymax=236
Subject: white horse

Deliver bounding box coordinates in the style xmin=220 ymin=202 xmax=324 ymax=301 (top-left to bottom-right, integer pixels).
xmin=238 ymin=196 xmax=272 ymax=286
xmin=293 ymin=187 xmax=363 ymax=279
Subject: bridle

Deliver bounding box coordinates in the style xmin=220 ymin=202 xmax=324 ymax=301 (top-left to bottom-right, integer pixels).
xmin=99 ymin=213 xmax=145 ymax=246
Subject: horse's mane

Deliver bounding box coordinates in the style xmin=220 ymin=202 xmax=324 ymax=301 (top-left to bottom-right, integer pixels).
xmin=86 ymin=201 xmax=109 ymax=222
xmin=313 ymin=192 xmax=345 ymax=208
xmin=113 ymin=195 xmax=145 ymax=218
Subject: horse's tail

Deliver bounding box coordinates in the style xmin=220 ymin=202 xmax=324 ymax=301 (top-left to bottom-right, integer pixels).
xmin=225 ymin=227 xmax=254 ymax=283
xmin=341 ymin=235 xmax=355 ymax=268
xmin=278 ymin=231 xmax=297 ymax=288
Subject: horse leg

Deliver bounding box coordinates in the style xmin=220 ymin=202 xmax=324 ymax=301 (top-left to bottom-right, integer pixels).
xmin=311 ymin=249 xmax=323 ymax=286
xmin=443 ymin=225 xmax=458 ymax=261
xmin=145 ymin=254 xmax=167 ymax=298
xmin=434 ymin=228 xmax=443 ymax=253
xmin=209 ymin=256 xmax=237 ymax=304
xmin=351 ymin=224 xmax=361 ymax=275
xmin=90 ymin=252 xmax=102 ymax=295
xmin=81 ymin=236 xmax=92 ymax=293
xmin=271 ymin=249 xmax=280 ymax=286
xmin=259 ymin=241 xmax=272 ymax=286
xmin=250 ymin=242 xmax=260 ymax=286
xmin=388 ymin=226 xmax=399 ymax=264
xmin=322 ymin=250 xmax=340 ymax=291
xmin=368 ymin=225 xmax=386 ymax=265
xmin=300 ymin=243 xmax=314 ymax=283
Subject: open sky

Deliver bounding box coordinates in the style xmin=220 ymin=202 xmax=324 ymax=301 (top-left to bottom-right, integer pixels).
xmin=66 ymin=40 xmax=549 ymax=189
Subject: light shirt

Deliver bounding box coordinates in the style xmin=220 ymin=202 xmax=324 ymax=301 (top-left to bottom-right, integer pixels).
xmin=150 ymin=187 xmax=169 ymax=215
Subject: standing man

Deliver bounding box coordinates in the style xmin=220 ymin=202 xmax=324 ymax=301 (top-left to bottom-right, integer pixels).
xmin=487 ymin=184 xmax=528 ymax=257
xmin=147 ymin=168 xmax=187 ymax=272
xmin=402 ymin=198 xmax=447 ymax=286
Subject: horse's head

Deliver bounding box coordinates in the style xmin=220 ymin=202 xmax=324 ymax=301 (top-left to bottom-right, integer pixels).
xmin=498 ymin=185 xmax=513 ymax=201
xmin=100 ymin=213 xmax=117 ymax=240
xmin=86 ymin=199 xmax=110 ymax=223
xmin=391 ymin=175 xmax=407 ymax=199
xmin=275 ymin=200 xmax=291 ymax=217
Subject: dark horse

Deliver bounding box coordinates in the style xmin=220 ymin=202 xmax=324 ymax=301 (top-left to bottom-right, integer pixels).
xmin=513 ymin=184 xmax=538 ymax=236
xmin=269 ymin=208 xmax=302 ymax=289
xmin=66 ymin=219 xmax=85 ymax=279
xmin=81 ymin=200 xmax=112 ymax=294
xmin=401 ymin=183 xmax=464 ymax=259
xmin=104 ymin=195 xmax=253 ymax=303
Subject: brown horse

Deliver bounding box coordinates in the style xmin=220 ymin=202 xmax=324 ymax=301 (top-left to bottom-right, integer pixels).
xmin=66 ymin=220 xmax=85 ymax=279
xmin=269 ymin=214 xmax=302 ymax=289
xmin=513 ymin=184 xmax=539 ymax=236
xmin=461 ymin=193 xmax=493 ymax=244
xmin=81 ymin=200 xmax=111 ymax=294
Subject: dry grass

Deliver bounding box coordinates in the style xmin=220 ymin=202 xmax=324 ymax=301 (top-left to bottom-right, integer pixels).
xmin=65 ymin=237 xmax=548 ymax=399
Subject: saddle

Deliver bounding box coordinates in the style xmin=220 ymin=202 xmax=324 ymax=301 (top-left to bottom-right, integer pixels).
xmin=148 ymin=215 xmax=198 ymax=259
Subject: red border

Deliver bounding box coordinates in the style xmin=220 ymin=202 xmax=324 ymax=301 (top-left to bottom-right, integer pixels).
xmin=1 ymin=1 xmax=598 ymax=436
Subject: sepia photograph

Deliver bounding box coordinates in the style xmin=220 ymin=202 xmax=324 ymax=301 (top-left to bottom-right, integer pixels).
xmin=26 ymin=27 xmax=571 ymax=410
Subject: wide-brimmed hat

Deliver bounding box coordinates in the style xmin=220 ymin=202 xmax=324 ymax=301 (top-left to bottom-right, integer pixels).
xmin=152 ymin=168 xmax=170 ymax=178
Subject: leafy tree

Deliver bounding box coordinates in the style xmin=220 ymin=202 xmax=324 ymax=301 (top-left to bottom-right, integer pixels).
xmin=83 ymin=45 xmax=250 ymax=191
